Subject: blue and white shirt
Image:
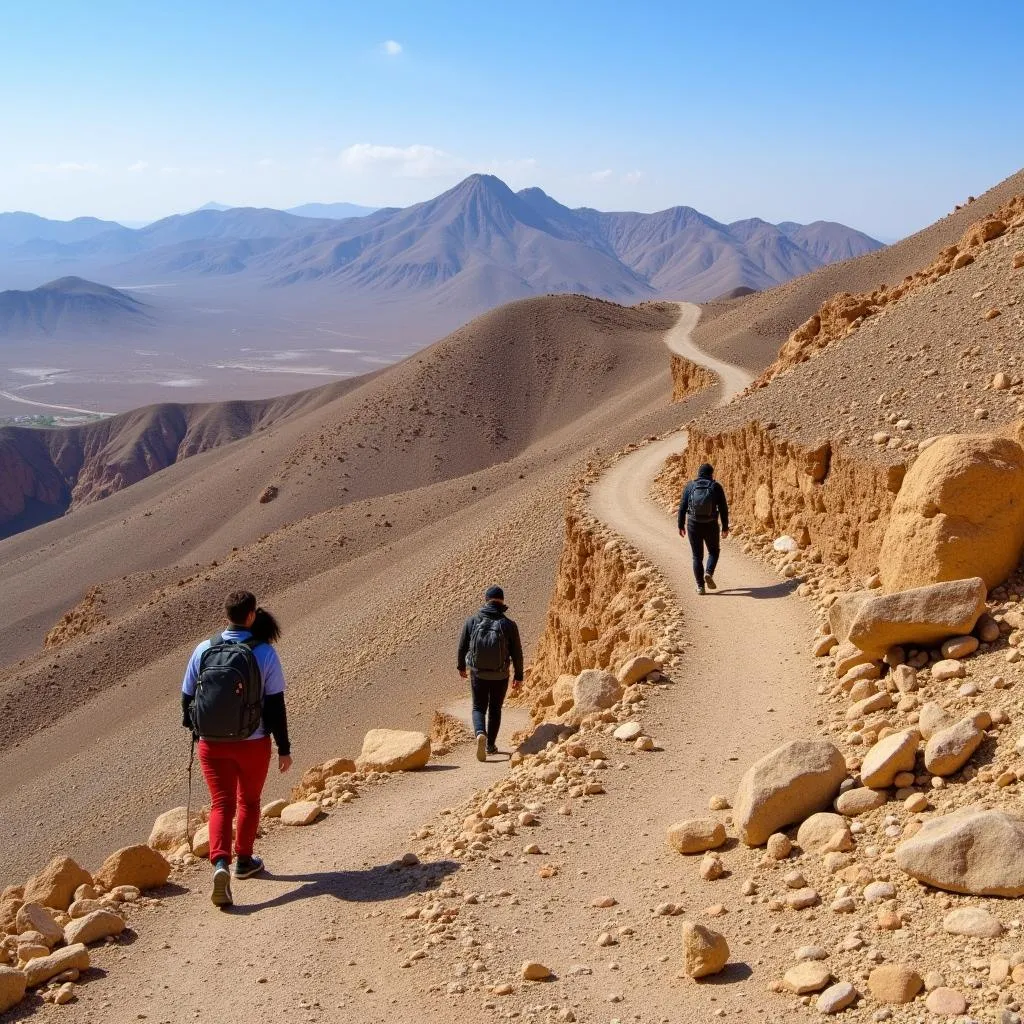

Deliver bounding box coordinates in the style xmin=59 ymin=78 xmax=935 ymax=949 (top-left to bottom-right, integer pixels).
xmin=181 ymin=628 xmax=286 ymax=742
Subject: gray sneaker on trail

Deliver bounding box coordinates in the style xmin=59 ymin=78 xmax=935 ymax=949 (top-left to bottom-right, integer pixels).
xmin=704 ymin=573 xmax=717 ymax=590
xmin=211 ymin=861 xmax=233 ymax=907
xmin=476 ymin=733 xmax=487 ymax=762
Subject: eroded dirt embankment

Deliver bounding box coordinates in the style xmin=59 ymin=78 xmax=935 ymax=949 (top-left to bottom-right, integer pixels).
xmin=654 ymin=422 xmax=905 ymax=574
xmin=523 ymin=472 xmax=683 ymax=719
xmin=669 ymin=354 xmax=716 ymax=403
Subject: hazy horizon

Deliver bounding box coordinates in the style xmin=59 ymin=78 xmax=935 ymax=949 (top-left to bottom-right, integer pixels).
xmin=2 ymin=1 xmax=1021 ymax=240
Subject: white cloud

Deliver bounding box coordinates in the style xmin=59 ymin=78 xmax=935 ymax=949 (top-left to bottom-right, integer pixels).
xmin=589 ymin=169 xmax=614 ymax=182
xmin=340 ymin=143 xmax=461 ymax=179
xmin=32 ymin=161 xmax=100 ymax=174
xmin=381 ymin=39 xmax=402 ymax=56
xmin=257 ymin=157 xmax=274 ymax=167
xmin=127 ymin=160 xmax=149 ymax=173
xmin=624 ymin=170 xmax=644 ymax=184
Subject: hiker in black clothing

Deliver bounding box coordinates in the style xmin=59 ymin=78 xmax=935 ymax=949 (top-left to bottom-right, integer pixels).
xmin=677 ymin=463 xmax=729 ymax=595
xmin=458 ymin=585 xmax=525 ymax=761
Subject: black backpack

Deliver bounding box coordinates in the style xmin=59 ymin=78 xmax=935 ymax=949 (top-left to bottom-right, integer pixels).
xmin=190 ymin=635 xmax=264 ymax=740
xmin=689 ymin=478 xmax=717 ymax=523
xmin=469 ymin=617 xmax=509 ymax=674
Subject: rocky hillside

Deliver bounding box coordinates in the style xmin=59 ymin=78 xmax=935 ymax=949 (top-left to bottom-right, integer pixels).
xmin=0 ymin=277 xmax=151 ymax=338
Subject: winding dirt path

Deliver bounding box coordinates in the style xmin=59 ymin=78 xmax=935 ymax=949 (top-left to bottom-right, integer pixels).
xmin=39 ymin=304 xmax=820 ymax=1024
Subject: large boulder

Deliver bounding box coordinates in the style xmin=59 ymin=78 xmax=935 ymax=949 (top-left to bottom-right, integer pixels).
xmin=0 ymin=965 xmax=27 ymax=1014
xmin=734 ymin=740 xmax=847 ymax=847
xmin=878 ymin=433 xmax=1024 ymax=591
xmin=895 ymin=807 xmax=1024 ymax=895
xmin=571 ymin=669 xmax=623 ymax=719
xmin=829 ymin=578 xmax=987 ymax=658
xmin=22 ymin=856 xmax=93 ymax=911
xmin=356 ymin=729 xmax=431 ymax=772
xmin=93 ymin=845 xmax=171 ymax=892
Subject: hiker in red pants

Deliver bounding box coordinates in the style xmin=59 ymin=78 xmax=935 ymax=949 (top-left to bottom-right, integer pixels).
xmin=181 ymin=592 xmax=292 ymax=907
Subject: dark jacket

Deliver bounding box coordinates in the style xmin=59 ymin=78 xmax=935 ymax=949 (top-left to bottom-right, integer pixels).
xmin=457 ymin=602 xmax=525 ymax=682
xmin=677 ymin=474 xmax=729 ymax=532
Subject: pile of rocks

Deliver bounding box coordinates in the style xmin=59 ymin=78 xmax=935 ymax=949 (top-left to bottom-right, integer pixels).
xmin=0 ymin=848 xmax=170 ymax=1013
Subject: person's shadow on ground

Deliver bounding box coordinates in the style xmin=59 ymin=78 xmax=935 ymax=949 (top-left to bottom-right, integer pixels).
xmin=712 ymin=579 xmax=801 ymax=599
xmin=227 ymin=859 xmax=460 ymax=915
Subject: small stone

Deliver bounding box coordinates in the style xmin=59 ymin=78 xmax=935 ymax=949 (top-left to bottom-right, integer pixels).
xmin=787 ymin=888 xmax=820 ymax=910
xmin=868 ymin=964 xmax=923 ymax=1004
xmin=680 ymin=921 xmax=729 ymax=979
xmin=783 ymin=961 xmax=832 ymax=994
xmin=521 ymin=961 xmax=552 ymax=981
xmin=835 ymin=788 xmax=887 ymax=817
xmin=817 ymin=981 xmax=857 ymax=1014
xmin=924 ymin=987 xmax=967 ymax=1015
xmin=863 ymin=881 xmax=896 ymax=904
xmin=943 ymin=906 xmax=1002 ymax=938
xmin=667 ymin=819 xmax=727 ymax=854
xmin=766 ymin=833 xmax=792 ymax=860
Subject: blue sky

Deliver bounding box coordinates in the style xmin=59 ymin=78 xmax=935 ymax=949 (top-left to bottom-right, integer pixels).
xmin=1 ymin=0 xmax=1021 ymax=237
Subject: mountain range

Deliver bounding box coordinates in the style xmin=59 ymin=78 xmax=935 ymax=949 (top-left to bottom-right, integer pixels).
xmin=0 ymin=176 xmax=882 ymax=306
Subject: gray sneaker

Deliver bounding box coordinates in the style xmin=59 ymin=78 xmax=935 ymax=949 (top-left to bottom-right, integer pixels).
xmin=211 ymin=861 xmax=233 ymax=907
xmin=696 ymin=585 xmax=706 ymax=595
xmin=476 ymin=733 xmax=487 ymax=762
xmin=704 ymin=573 xmax=717 ymax=590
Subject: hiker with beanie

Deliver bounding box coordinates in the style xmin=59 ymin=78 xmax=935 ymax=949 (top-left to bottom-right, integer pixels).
xmin=181 ymin=590 xmax=292 ymax=907
xmin=457 ymin=586 xmax=525 ymax=761
xmin=677 ymin=463 xmax=729 ymax=595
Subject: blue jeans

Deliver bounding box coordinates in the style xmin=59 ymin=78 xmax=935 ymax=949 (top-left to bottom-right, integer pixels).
xmin=470 ymin=674 xmax=509 ymax=747
xmin=687 ymin=520 xmax=720 ymax=586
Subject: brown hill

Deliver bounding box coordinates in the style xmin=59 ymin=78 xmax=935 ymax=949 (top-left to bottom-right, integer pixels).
xmin=0 ymin=293 xmax=686 ymax=879
xmin=693 ymin=168 xmax=1024 ymax=371
xmin=0 ymin=276 xmax=151 ymax=338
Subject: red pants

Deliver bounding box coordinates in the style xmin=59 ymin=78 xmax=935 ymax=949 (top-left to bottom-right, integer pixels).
xmin=198 ymin=737 xmax=272 ymax=863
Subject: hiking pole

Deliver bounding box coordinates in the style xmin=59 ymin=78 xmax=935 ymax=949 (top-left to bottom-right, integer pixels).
xmin=186 ymin=734 xmax=196 ymax=851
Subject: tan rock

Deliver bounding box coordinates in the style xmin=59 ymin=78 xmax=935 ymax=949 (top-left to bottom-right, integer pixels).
xmin=93 ymin=845 xmax=171 ymax=892
xmin=321 ymin=757 xmax=357 ymax=778
xmin=521 ymin=961 xmax=552 ymax=981
xmin=834 ymin=787 xmax=886 ymax=816
xmin=895 ymin=807 xmax=1024 ymax=895
xmin=892 ymin=664 xmax=918 ymax=693
xmin=942 ymin=906 xmax=1002 ymax=937
xmin=860 ymin=729 xmax=920 ymax=789
xmin=280 ymin=801 xmax=321 ymax=826
xmin=931 ymin=659 xmax=964 ymax=681
xmin=878 ymin=433 xmax=1024 ymax=591
xmin=833 ymin=641 xmax=875 ymax=678
xmin=734 ymin=739 xmax=847 ymax=847
xmin=923 ymin=716 xmax=984 ymax=776
xmin=680 ymin=921 xmax=729 ymax=978
xmin=797 ymin=813 xmax=850 ymax=852
xmin=14 ymin=904 xmax=62 ymax=948
xmin=667 ymin=819 xmax=726 ymax=855
xmin=147 ymin=806 xmax=200 ymax=852
xmin=942 ymin=635 xmax=979 ymax=659
xmin=816 ymin=981 xmax=857 ymax=1014
xmin=829 ymin=578 xmax=988 ymax=658
xmin=22 ymin=857 xmax=92 ymax=912
xmin=23 ymin=944 xmax=89 ymax=988
xmin=924 ymin=987 xmax=967 ymax=1015
xmin=63 ymin=909 xmax=124 ymax=946
xmin=262 ymin=798 xmax=288 ymax=818
xmin=699 ymin=853 xmax=725 ymax=880
xmin=782 ymin=961 xmax=831 ymax=994
xmin=868 ymin=964 xmax=922 ymax=1004
xmin=0 ymin=965 xmax=27 ymax=1013
xmin=571 ymin=669 xmax=623 ymax=718
xmin=918 ymin=702 xmax=951 ymax=739
xmin=356 ymin=729 xmax=431 ymax=772
xmin=0 ymin=899 xmax=22 ymax=935
xmin=191 ymin=823 xmax=211 ymax=858
xmin=616 ymin=655 xmax=658 ymax=687
xmin=765 ymin=833 xmax=792 ymax=860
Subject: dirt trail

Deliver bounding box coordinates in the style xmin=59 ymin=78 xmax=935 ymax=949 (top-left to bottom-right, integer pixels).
xmin=40 ymin=304 xmax=819 ymax=1024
